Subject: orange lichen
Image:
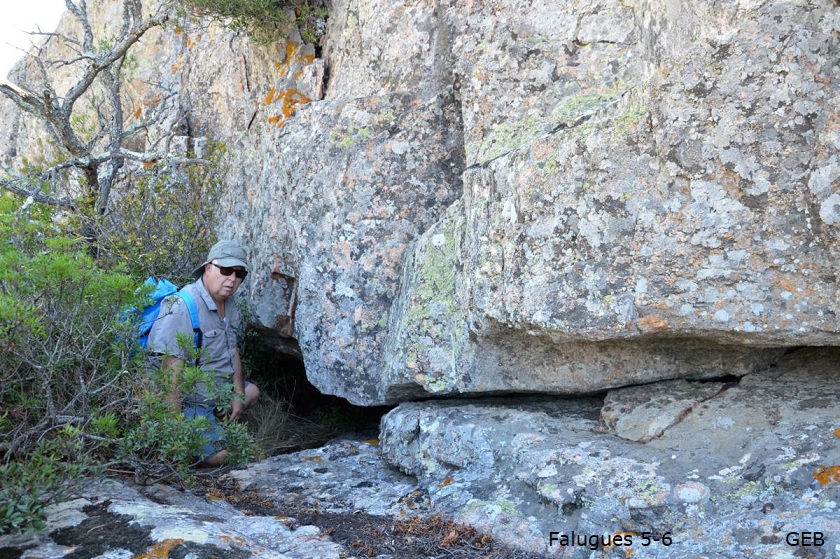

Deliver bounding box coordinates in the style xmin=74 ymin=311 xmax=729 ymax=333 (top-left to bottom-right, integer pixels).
xmin=219 ymin=534 xmax=246 ymax=546
xmin=264 ymin=87 xmax=278 ymax=105
xmin=133 ymin=539 xmax=185 ymax=559
xmin=637 ymin=315 xmax=669 ymax=332
xmin=813 ymin=465 xmax=840 ymax=486
xmin=173 ymin=26 xmax=183 ymax=35
xmin=362 ymin=438 xmax=380 ymax=446
xmin=273 ymin=44 xmax=297 ymax=76
xmin=132 ymin=107 xmax=142 ymax=119
xmin=436 ymin=477 xmax=454 ymax=489
xmin=266 ymin=88 xmax=312 ymax=129
xmin=834 ymin=428 xmax=840 ymax=439
xmin=400 ymin=490 xmax=423 ymax=509
xmin=274 ymin=42 xmax=315 ymax=78
xmin=280 ymin=89 xmax=310 ymax=116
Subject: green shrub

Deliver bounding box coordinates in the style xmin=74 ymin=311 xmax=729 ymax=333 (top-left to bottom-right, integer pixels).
xmin=86 ymin=142 xmax=226 ymax=283
xmin=0 ymin=196 xmax=138 ymax=461
xmin=0 ymin=194 xmax=261 ymax=533
xmin=122 ymin=352 xmax=263 ymax=479
xmin=178 ymin=0 xmax=328 ymax=44
xmin=0 ymin=426 xmax=96 ymax=534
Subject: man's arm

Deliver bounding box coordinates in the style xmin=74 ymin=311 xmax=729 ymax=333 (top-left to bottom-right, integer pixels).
xmin=162 ymin=355 xmax=184 ymax=410
xmin=229 ymin=348 xmax=245 ymax=422
xmin=149 ymin=296 xmax=194 ymax=411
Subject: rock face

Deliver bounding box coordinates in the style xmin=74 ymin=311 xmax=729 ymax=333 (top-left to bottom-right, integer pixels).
xmin=221 ymin=0 xmax=840 ymax=404
xmin=2 ymin=0 xmax=839 ymax=404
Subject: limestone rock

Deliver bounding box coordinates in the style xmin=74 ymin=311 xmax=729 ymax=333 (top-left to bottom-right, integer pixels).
xmin=222 ymin=92 xmax=465 ymax=404
xmin=229 ymin=0 xmax=840 ymax=404
xmin=227 ymin=438 xmax=423 ymax=518
xmin=601 ymin=378 xmax=727 ymax=442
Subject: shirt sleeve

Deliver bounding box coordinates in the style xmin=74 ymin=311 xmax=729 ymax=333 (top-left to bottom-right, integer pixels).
xmin=147 ymin=295 xmax=194 ymax=360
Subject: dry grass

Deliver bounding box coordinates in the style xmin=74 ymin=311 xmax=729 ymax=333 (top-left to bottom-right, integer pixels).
xmin=244 ymin=392 xmax=356 ymax=456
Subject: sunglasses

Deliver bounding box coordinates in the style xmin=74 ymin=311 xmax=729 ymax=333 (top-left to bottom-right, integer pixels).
xmin=211 ymin=262 xmax=248 ymax=279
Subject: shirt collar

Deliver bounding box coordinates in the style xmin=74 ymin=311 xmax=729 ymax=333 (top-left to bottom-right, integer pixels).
xmin=193 ymin=277 xmax=219 ymax=311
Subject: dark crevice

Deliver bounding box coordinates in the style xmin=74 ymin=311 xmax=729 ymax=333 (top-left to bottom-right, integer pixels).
xmin=321 ymin=61 xmax=331 ymax=95
xmin=244 ymin=333 xmax=392 ymax=453
xmin=693 ymin=373 xmax=742 ymax=385
xmin=782 ymin=345 xmax=808 ymax=356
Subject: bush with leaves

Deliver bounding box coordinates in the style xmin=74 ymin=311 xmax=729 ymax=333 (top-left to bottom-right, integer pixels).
xmin=0 ymin=197 xmax=138 ymax=461
xmin=0 ymin=196 xmax=132 ymax=533
xmin=0 ymin=195 xmax=261 ymax=534
xmin=122 ymin=342 xmax=264 ymax=483
xmin=0 ymin=427 xmax=94 ymax=534
xmin=178 ymin=0 xmax=328 ymax=44
xmin=82 ymin=142 xmax=226 ymax=282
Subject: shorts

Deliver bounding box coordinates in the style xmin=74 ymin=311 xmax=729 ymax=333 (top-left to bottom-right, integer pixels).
xmin=182 ymin=380 xmax=252 ymax=462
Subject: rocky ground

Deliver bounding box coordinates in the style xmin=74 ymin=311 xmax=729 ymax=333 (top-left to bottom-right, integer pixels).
xmin=1 ymin=349 xmax=839 ymax=559
xmin=0 ymin=443 xmax=544 ymax=559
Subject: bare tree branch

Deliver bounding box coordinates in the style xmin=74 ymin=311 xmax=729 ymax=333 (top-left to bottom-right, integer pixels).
xmin=61 ymin=4 xmax=170 ymax=112
xmin=0 ymin=0 xmax=193 ymax=219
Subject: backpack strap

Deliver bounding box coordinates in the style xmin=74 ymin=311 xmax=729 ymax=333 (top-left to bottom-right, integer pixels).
xmin=175 ymin=290 xmax=202 ymax=367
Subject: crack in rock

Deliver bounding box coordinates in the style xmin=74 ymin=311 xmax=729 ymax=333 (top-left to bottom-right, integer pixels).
xmin=600 ymin=378 xmax=732 ymax=442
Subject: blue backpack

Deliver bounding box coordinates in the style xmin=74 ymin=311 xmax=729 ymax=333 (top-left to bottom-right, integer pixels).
xmin=135 ymin=276 xmax=203 ymax=364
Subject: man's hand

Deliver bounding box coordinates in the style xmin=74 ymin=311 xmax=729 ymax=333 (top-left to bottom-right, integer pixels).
xmin=229 ymin=396 xmax=245 ymax=423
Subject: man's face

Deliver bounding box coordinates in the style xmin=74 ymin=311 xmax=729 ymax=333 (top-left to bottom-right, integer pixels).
xmin=202 ymin=260 xmax=246 ymax=303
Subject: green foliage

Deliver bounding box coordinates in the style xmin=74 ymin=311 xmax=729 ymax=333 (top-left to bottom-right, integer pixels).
xmin=0 ymin=195 xmax=138 ymax=458
xmin=224 ymin=420 xmax=265 ymax=467
xmin=0 ymin=196 xmax=132 ymax=534
xmin=122 ymin=372 xmax=214 ymax=474
xmin=178 ymin=0 xmax=328 ymax=44
xmin=0 ymin=429 xmax=96 ymax=534
xmin=122 ymin=358 xmax=262 ymax=476
xmin=0 ymin=195 xmax=260 ymax=534
xmin=90 ymin=142 xmax=226 ymax=283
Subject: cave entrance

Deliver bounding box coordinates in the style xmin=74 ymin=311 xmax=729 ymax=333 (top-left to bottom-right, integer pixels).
xmin=243 ymin=331 xmax=392 ymax=456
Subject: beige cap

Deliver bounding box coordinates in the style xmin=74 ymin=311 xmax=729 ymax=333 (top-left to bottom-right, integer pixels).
xmin=192 ymin=239 xmax=250 ymax=279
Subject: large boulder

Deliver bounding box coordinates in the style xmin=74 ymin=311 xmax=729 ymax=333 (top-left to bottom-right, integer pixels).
xmin=227 ymin=0 xmax=839 ymax=404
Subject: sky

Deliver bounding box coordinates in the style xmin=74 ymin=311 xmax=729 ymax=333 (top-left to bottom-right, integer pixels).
xmin=0 ymin=0 xmax=66 ymax=78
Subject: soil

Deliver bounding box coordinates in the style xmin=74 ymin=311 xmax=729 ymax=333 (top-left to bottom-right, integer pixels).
xmin=200 ymin=476 xmax=551 ymax=559
xmin=50 ymin=501 xmax=152 ymax=558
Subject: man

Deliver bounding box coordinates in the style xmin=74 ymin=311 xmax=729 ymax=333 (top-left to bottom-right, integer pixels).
xmin=148 ymin=239 xmax=260 ymax=466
